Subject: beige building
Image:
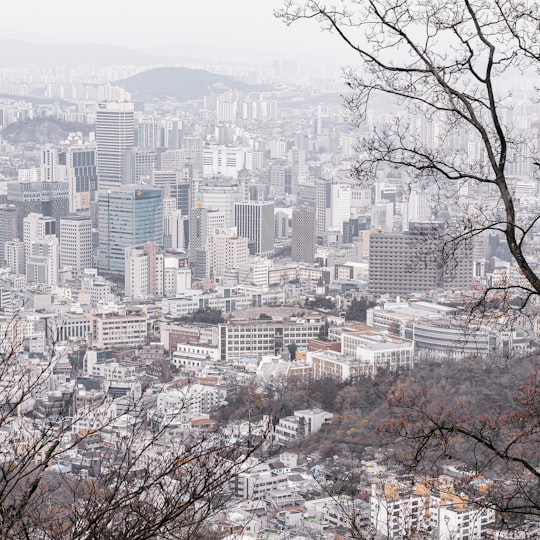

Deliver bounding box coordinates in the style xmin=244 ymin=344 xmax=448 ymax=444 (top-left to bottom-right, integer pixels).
xmin=89 ymin=305 xmax=147 ymax=348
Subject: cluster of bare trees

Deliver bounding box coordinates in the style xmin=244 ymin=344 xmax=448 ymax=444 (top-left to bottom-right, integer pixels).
xmin=0 ymin=333 xmax=266 ymax=539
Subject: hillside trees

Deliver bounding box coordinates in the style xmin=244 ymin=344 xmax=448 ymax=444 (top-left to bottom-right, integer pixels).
xmin=277 ymin=0 xmax=540 ymax=529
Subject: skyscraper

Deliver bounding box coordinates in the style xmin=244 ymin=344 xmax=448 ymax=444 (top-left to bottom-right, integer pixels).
xmin=97 ymin=186 xmax=163 ymax=277
xmin=234 ymin=201 xmax=275 ymax=257
xmin=292 ymin=206 xmax=316 ymax=263
xmin=96 ymin=101 xmax=135 ymax=190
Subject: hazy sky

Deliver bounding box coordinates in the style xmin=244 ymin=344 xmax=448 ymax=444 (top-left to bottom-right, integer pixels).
xmin=3 ymin=0 xmax=355 ymax=64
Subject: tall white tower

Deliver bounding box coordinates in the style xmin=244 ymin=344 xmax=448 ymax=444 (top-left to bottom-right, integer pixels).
xmin=96 ymin=101 xmax=135 ymax=190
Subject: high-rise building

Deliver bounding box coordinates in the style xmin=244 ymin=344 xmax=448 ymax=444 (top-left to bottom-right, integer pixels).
xmin=23 ymin=214 xmax=57 ymax=262
xmin=59 ymin=214 xmax=92 ymax=274
xmin=195 ymin=178 xmax=248 ymax=227
xmin=96 ymin=101 xmax=135 ymax=190
xmin=59 ymin=145 xmax=98 ymax=213
xmin=292 ymin=206 xmax=316 ymax=263
xmin=97 ymin=186 xmax=163 ymax=277
xmin=125 ymin=242 xmax=165 ymax=299
xmin=234 ymin=201 xmax=275 ymax=257
xmin=316 ymin=179 xmax=332 ymax=242
xmin=0 ymin=205 xmax=18 ymax=263
xmin=125 ymin=247 xmax=149 ymax=299
xmin=4 ymin=239 xmax=24 ymax=274
xmin=207 ymin=229 xmax=249 ymax=279
xmin=188 ymin=207 xmax=226 ymax=280
xmin=26 ymin=237 xmax=59 ymax=288
xmin=7 ymin=181 xmax=69 ymax=239
xmin=123 ymin=148 xmax=157 ymax=184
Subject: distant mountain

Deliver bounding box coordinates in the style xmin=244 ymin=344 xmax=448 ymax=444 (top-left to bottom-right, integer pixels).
xmin=0 ymin=39 xmax=187 ymax=67
xmin=115 ymin=67 xmax=270 ymax=102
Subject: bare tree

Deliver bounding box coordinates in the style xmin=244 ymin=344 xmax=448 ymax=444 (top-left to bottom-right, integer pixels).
xmin=0 ymin=320 xmax=267 ymax=539
xmin=276 ymin=0 xmax=540 ymax=534
xmin=277 ymin=0 xmax=540 ymax=316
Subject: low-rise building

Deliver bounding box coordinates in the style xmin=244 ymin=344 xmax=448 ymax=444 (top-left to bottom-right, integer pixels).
xmin=218 ymin=315 xmax=324 ymax=361
xmin=89 ymin=305 xmax=147 ymax=349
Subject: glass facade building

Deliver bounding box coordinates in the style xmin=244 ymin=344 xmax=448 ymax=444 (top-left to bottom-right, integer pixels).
xmin=98 ymin=186 xmax=163 ymax=276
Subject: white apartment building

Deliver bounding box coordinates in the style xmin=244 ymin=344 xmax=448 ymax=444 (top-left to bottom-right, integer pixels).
xmin=26 ymin=237 xmax=59 ymax=288
xmin=235 ymin=462 xmax=289 ymax=500
xmin=274 ymin=408 xmax=333 ymax=445
xmin=4 ymin=239 xmax=25 ymax=275
xmin=164 ymin=266 xmax=191 ymax=296
xmin=157 ymin=382 xmax=225 ymax=417
xmin=59 ymin=214 xmax=92 ymax=273
xmin=370 ymin=483 xmax=495 ymax=540
xmin=125 ymin=247 xmax=149 ymax=299
xmin=370 ymin=484 xmax=430 ymax=539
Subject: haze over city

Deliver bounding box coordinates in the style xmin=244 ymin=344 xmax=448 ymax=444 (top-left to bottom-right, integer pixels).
xmin=0 ymin=0 xmax=539 ymax=539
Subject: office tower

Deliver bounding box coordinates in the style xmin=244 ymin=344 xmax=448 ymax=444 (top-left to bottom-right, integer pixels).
xmin=182 ymin=136 xmax=203 ymax=172
xmin=0 ymin=205 xmax=18 ymax=263
xmin=151 ymin=169 xmax=191 ymax=215
xmin=123 ymin=148 xmax=157 ymax=184
xmin=59 ymin=214 xmax=92 ymax=274
xmin=23 ymin=214 xmax=57 ymax=262
xmin=26 ymin=237 xmax=59 ymax=288
xmin=292 ymin=206 xmax=316 ymax=263
xmin=269 ymin=162 xmax=286 ymax=196
xmin=96 ymin=101 xmax=135 ymax=190
xmin=162 ymin=117 xmax=182 ymax=150
xmin=125 ymin=247 xmax=148 ymax=299
xmin=97 ymin=186 xmax=163 ymax=277
xmin=188 ymin=207 xmax=226 ymax=280
xmin=164 ymin=210 xmax=189 ymax=251
xmin=207 ymin=230 xmax=249 ymax=279
xmin=7 ymin=181 xmax=69 ymax=239
xmin=274 ymin=211 xmax=289 ymax=239
xmin=371 ymin=201 xmax=394 ymax=233
xmin=368 ymin=222 xmax=473 ymax=295
xmin=58 ymin=145 xmax=98 ymax=213
xmin=196 ymin=178 xmax=248 ymax=227
xmin=4 ymin=239 xmax=24 ymax=274
xmin=330 ymin=183 xmax=352 ymax=230
xmin=202 ymin=145 xmax=246 ymax=177
xmin=136 ymin=117 xmax=159 ymax=150
xmin=316 ymin=179 xmax=332 ymax=242
xmin=41 ymin=146 xmax=59 ymax=182
xmin=234 ymin=201 xmax=275 ymax=257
